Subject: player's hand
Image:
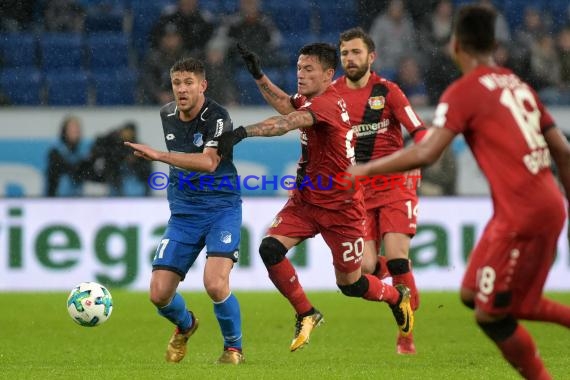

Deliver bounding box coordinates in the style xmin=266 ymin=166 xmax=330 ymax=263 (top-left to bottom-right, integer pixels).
xmin=404 ymin=168 xmax=421 ymax=190
xmin=214 ymin=126 xmax=248 ymax=156
xmin=237 ymin=43 xmax=264 ymax=80
xmin=124 ymin=142 xmax=158 ymax=161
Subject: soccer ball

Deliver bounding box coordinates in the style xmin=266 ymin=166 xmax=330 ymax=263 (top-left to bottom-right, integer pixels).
xmin=67 ymin=282 xmax=113 ymax=327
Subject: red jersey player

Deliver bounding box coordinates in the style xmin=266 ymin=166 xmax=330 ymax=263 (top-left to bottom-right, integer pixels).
xmin=335 ymin=27 xmax=426 ymax=354
xmin=218 ymin=43 xmax=414 ymax=352
xmin=348 ymin=5 xmax=570 ymax=379
xmin=238 ymin=27 xmax=425 ymax=354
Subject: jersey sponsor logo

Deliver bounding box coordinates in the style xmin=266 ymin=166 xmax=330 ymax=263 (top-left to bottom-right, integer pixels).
xmin=368 ymin=95 xmax=385 ymax=110
xmin=220 ymin=231 xmax=232 ymax=244
xmin=166 ymin=133 xmax=175 ymax=141
xmin=193 ymin=133 xmax=204 ymax=147
xmin=352 ymin=119 xmax=390 ymax=137
xmin=215 ymin=119 xmax=224 ymax=137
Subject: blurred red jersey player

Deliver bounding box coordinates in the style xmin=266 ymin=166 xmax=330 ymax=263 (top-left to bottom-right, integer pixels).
xmin=349 ymin=4 xmax=570 ymax=379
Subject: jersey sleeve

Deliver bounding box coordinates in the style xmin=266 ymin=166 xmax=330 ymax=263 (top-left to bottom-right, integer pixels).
xmin=432 ymin=84 xmax=467 ymax=134
xmin=297 ymin=92 xmax=340 ymax=128
xmin=291 ymin=93 xmax=308 ymax=110
xmin=204 ymin=108 xmax=233 ymax=149
xmin=387 ymin=82 xmax=426 ymax=142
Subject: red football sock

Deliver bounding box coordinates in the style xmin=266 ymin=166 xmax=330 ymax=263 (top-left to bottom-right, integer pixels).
xmin=362 ymin=274 xmax=400 ymax=304
xmin=520 ymin=298 xmax=570 ymax=327
xmin=373 ymin=255 xmax=390 ymax=280
xmin=267 ymin=259 xmax=312 ymax=315
xmin=496 ymin=324 xmax=551 ymax=380
xmin=389 ymin=259 xmax=420 ymax=310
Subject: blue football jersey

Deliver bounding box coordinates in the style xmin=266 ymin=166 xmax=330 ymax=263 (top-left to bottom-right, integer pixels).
xmin=160 ymin=98 xmax=241 ymax=215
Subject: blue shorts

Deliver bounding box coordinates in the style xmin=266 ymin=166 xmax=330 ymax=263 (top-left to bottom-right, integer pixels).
xmin=152 ymin=206 xmax=241 ymax=280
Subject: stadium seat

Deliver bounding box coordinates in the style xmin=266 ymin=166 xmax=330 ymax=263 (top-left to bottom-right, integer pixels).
xmin=314 ymin=3 xmax=357 ymax=36
xmin=234 ymin=68 xmax=267 ymax=105
xmin=0 ymin=68 xmax=43 ymax=105
xmin=85 ymin=12 xmax=125 ymax=33
xmin=265 ymin=2 xmax=314 ymax=34
xmin=0 ymin=33 xmax=37 ymax=68
xmin=91 ymin=68 xmax=137 ymax=105
xmin=45 ymin=70 xmax=89 ymax=106
xmin=130 ymin=0 xmax=172 ymax=59
xmin=280 ymin=33 xmax=319 ymax=65
xmin=40 ymin=33 xmax=84 ymax=72
xmin=86 ymin=32 xmax=130 ymax=70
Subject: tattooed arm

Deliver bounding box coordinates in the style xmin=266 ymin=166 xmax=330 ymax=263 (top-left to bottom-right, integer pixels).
xmin=244 ymin=111 xmax=314 ymax=137
xmin=254 ymin=75 xmax=296 ymax=115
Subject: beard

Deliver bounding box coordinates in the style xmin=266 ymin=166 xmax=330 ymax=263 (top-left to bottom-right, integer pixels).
xmin=345 ymin=64 xmax=369 ymax=82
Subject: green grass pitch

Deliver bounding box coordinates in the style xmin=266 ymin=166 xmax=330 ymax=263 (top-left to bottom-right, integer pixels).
xmin=0 ymin=291 xmax=568 ymax=380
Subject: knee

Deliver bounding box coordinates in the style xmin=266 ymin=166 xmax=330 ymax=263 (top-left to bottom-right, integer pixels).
xmin=149 ymin=291 xmax=171 ymax=308
xmin=204 ymin=279 xmax=229 ymax=301
xmin=337 ymin=276 xmax=369 ymax=297
xmin=259 ymin=236 xmax=288 ymax=267
xmin=477 ymin=316 xmax=518 ymax=342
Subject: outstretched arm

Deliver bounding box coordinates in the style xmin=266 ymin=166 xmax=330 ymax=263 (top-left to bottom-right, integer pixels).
xmin=348 ymin=127 xmax=455 ymax=177
xmin=214 ymin=110 xmax=313 ymax=150
xmin=243 ymin=111 xmax=313 ymax=137
xmin=238 ymin=43 xmax=295 ymax=115
xmin=124 ymin=142 xmax=221 ymax=173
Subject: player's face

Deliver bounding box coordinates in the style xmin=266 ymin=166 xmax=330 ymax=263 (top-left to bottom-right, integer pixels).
xmin=170 ymin=70 xmax=206 ymax=112
xmin=339 ymin=38 xmax=373 ymax=82
xmin=296 ymin=54 xmax=333 ymax=98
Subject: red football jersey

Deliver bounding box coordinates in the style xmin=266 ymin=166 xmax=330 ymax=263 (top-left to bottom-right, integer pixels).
xmin=290 ymin=85 xmax=363 ymax=209
xmin=436 ymin=65 xmax=565 ymax=234
xmin=332 ymin=72 xmax=425 ymax=208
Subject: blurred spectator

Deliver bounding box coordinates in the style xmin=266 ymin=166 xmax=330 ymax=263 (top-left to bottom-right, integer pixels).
xmin=0 ymin=0 xmax=35 ymax=31
xmin=87 ymin=122 xmax=152 ymax=196
xmin=513 ymin=5 xmax=548 ymax=58
xmin=395 ymin=56 xmax=428 ymax=107
xmin=530 ymin=34 xmax=562 ymax=104
xmin=43 ymin=0 xmax=85 ymax=33
xmin=424 ymin=40 xmax=460 ymax=105
xmin=494 ymin=41 xmax=533 ymax=85
xmin=150 ymin=0 xmax=215 ymax=58
xmin=557 ymin=26 xmax=570 ymax=105
xmin=204 ymin=39 xmax=238 ymax=106
xmin=478 ymin=0 xmax=511 ymax=44
xmin=357 ymin=0 xmax=388 ymax=31
xmin=46 ymin=115 xmax=90 ymax=197
xmin=140 ymin=23 xmax=188 ymax=105
xmin=369 ymin=0 xmax=417 ymax=75
xmin=416 ymin=0 xmax=453 ymax=60
xmin=211 ymin=0 xmax=285 ymax=69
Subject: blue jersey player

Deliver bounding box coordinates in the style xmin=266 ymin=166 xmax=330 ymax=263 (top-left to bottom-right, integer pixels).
xmin=125 ymin=57 xmax=244 ymax=365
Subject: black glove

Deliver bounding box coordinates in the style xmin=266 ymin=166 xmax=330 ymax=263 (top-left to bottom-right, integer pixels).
xmin=237 ymin=43 xmax=263 ymax=80
xmin=215 ymin=126 xmax=247 ymax=157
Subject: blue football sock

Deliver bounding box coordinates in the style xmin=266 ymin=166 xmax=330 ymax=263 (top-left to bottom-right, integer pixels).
xmin=213 ymin=292 xmax=242 ymax=350
xmin=157 ymin=292 xmax=193 ymax=332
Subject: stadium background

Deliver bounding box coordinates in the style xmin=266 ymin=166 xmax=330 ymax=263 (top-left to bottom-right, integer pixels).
xmin=0 ymin=0 xmax=569 ymax=291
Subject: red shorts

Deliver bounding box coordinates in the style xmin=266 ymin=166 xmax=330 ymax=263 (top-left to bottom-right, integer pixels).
xmin=364 ymin=196 xmax=418 ymax=242
xmin=461 ymin=220 xmax=563 ymax=316
xmin=268 ymin=195 xmax=366 ymax=273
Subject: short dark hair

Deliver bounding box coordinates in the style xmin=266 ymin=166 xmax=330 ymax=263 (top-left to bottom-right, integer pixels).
xmin=299 ymin=43 xmax=338 ymax=71
xmin=339 ymin=27 xmax=375 ymax=53
xmin=454 ymin=4 xmax=497 ymax=54
xmin=170 ymin=57 xmax=206 ymax=78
